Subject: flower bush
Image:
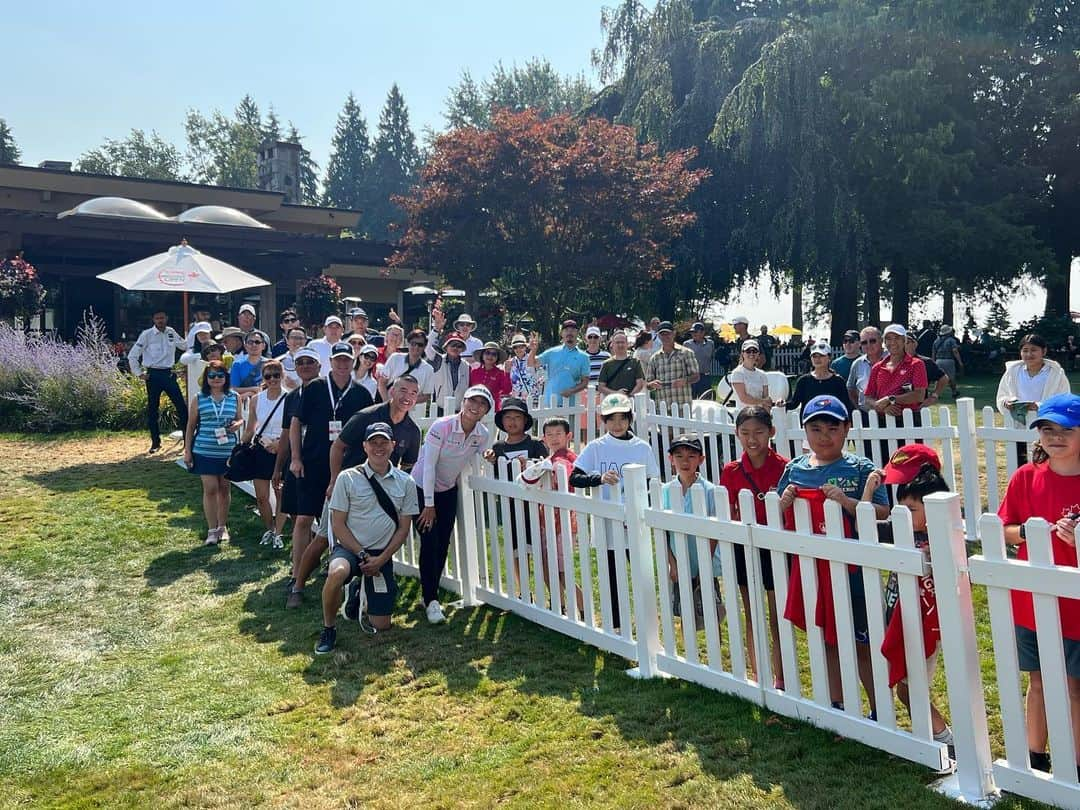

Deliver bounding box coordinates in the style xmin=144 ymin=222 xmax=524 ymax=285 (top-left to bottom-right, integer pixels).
xmin=0 ymin=255 xmax=46 ymax=321
xmin=297 ymin=273 xmax=342 ymax=329
xmin=0 ymin=310 xmax=178 ymax=432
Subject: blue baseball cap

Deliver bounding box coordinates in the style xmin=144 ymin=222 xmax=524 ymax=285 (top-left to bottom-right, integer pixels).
xmin=801 ymin=395 xmax=850 ymax=425
xmin=364 ymin=422 xmax=394 ymax=441
xmin=1032 ymin=393 xmax=1080 ymax=429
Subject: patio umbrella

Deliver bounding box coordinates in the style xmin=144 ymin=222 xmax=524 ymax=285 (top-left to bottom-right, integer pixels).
xmin=97 ymin=240 xmax=270 ymax=325
xmin=773 ymin=324 xmax=802 ymax=336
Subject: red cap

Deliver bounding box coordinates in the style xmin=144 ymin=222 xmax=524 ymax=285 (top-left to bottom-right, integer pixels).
xmin=444 ymin=332 xmax=467 ymax=347
xmin=882 ymin=443 xmax=942 ymax=484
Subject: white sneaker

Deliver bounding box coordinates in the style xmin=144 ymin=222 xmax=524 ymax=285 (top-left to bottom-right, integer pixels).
xmin=425 ymin=600 xmax=446 ymax=624
xmin=272 ymin=534 xmax=284 ymax=549
xmin=259 ymin=530 xmax=274 ymax=545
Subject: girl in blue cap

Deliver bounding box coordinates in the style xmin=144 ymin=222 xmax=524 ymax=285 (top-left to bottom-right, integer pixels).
xmin=998 ymin=392 xmax=1080 ymax=776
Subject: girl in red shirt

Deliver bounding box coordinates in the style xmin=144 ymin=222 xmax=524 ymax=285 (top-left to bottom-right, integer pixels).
xmin=998 ymin=392 xmax=1080 ymax=774
xmin=719 ymin=406 xmax=789 ymax=688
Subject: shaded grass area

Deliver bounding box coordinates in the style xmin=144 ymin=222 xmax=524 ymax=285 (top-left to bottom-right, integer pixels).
xmin=0 ymin=432 xmax=1049 ymax=809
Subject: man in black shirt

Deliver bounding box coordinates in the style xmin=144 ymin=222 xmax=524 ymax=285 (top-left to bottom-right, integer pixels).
xmin=285 ymin=373 xmax=418 ymax=608
xmin=288 ymin=342 xmax=372 ymax=594
xmin=272 ymin=347 xmax=323 ymax=559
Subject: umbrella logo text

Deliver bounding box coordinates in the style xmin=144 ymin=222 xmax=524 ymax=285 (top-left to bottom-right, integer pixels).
xmin=157 ymin=268 xmax=188 ymax=287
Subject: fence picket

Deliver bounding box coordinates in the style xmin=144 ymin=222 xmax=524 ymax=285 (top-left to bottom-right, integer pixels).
xmin=855 ymin=502 xmax=896 ymax=730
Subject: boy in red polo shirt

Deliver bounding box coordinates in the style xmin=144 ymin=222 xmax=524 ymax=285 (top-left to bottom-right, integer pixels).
xmin=865 ymin=324 xmax=928 ymax=418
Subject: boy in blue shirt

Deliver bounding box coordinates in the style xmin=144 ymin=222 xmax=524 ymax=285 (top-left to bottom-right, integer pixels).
xmin=660 ymin=433 xmax=724 ymax=624
xmin=777 ymin=395 xmax=889 ymax=716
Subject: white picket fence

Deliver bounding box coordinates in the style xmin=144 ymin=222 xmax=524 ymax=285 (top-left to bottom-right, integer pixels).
xmin=214 ymin=383 xmax=1080 ymax=807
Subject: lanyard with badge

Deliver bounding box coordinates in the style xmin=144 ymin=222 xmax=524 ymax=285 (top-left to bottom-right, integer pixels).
xmin=327 ymin=377 xmax=353 ymax=442
xmin=210 ymin=395 xmax=231 ymax=444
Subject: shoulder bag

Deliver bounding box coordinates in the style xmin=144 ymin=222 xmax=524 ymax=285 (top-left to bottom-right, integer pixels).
xmin=225 ymin=393 xmax=285 ymax=482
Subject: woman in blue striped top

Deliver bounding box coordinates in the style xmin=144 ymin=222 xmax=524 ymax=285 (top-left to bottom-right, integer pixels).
xmin=183 ymin=360 xmax=243 ymax=546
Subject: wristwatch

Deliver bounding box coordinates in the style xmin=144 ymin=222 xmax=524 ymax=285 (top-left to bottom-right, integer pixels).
xmin=1019 ymin=524 xmax=1026 ymax=540
xmin=887 ymin=395 xmax=897 ymax=405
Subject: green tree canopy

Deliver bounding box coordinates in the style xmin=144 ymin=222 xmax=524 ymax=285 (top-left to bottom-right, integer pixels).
xmin=76 ymin=129 xmax=184 ymax=181
xmin=390 ymin=109 xmax=707 ymax=340
xmin=445 ymin=59 xmax=594 ymax=129
xmin=0 ymin=119 xmax=21 ymax=165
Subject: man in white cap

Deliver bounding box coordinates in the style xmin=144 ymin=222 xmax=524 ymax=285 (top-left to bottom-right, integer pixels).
xmin=584 ymin=326 xmax=610 ymax=384
xmin=864 ymin=324 xmax=927 ymax=418
xmin=847 ymin=325 xmax=885 ymax=413
xmin=731 ymin=315 xmax=751 ymax=345
xmin=237 ymin=303 xmax=257 ymax=335
xmin=308 ymin=316 xmax=345 ymax=373
xmin=452 ymin=313 xmax=484 ymax=361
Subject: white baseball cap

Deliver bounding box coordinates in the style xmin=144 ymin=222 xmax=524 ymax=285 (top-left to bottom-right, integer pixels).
xmin=585 ymin=326 xmax=602 ymax=338
xmin=238 ymin=303 xmax=256 ymax=317
xmin=324 ymin=315 xmax=343 ymax=327
xmin=882 ymin=324 xmax=907 ymax=338
xmin=810 ymin=341 xmax=832 ymax=356
xmin=731 ymin=315 xmax=749 ymax=326
xmin=461 ymin=384 xmax=495 ymax=413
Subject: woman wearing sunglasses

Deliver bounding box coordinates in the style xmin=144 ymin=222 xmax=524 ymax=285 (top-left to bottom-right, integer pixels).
xmin=184 ymin=360 xmax=243 ymax=546
xmin=353 ymin=343 xmax=381 ymax=401
xmin=242 ymin=358 xmax=289 ymax=547
xmin=231 ymin=329 xmax=271 ymax=399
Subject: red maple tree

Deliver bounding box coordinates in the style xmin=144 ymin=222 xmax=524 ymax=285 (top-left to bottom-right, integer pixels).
xmin=389 ymin=109 xmax=707 ymax=340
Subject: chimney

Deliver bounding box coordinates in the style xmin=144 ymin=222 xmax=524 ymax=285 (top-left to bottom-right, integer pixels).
xmin=256 ymin=140 xmax=302 ymax=204
xmin=39 ymin=160 xmax=73 ymax=172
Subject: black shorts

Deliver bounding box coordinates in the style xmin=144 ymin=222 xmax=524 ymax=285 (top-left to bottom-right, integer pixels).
xmin=733 ymin=544 xmax=776 ymax=591
xmin=1016 ymin=625 xmax=1080 ymax=679
xmin=848 ymin=568 xmax=870 ymax=645
xmin=329 ymin=546 xmax=397 ymax=616
xmin=252 ymin=445 xmax=277 ymax=481
xmin=295 ymin=472 xmax=329 ymax=517
xmin=281 ymin=470 xmax=298 ymax=516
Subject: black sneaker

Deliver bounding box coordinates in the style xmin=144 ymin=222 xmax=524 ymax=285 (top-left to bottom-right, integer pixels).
xmin=343 ymin=580 xmax=361 ymax=622
xmin=314 ymin=626 xmax=337 ymax=655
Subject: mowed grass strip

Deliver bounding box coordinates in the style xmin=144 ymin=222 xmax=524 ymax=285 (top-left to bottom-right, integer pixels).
xmin=0 ymin=420 xmax=1046 ymax=809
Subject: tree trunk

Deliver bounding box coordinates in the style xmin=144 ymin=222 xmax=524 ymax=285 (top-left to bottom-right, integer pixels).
xmin=942 ymin=288 xmax=954 ymax=326
xmin=791 ymin=275 xmax=804 ymax=333
xmin=863 ymin=265 xmax=881 ymax=327
xmin=830 ymin=268 xmax=859 ymax=345
xmin=890 ymin=265 xmax=910 ymax=327
xmin=1044 ymin=250 xmax=1072 ymax=317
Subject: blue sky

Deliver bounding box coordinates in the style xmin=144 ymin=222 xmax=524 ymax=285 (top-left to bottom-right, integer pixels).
xmin=7 ymin=0 xmax=616 ymax=171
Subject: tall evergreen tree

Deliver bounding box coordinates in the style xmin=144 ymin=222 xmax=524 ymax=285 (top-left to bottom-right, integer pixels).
xmin=363 ymin=84 xmax=420 ymax=240
xmin=263 ymin=106 xmax=283 ymax=141
xmin=0 ymin=119 xmax=21 ymax=165
xmin=322 ymin=93 xmax=372 ymax=215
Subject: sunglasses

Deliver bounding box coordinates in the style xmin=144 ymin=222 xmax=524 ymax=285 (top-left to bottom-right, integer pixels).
xmin=295 ymin=358 xmax=317 ymax=366
xmin=409 ymin=341 xmax=427 ymax=348
xmin=843 ymin=337 xmax=859 ymax=343
xmin=743 ymin=348 xmax=760 ymax=354
xmin=860 ymin=338 xmax=879 ymax=345
xmin=263 ymin=372 xmax=282 ymax=379
xmin=281 ymin=317 xmax=298 ymax=323
xmin=206 ymin=371 xmax=227 ymax=380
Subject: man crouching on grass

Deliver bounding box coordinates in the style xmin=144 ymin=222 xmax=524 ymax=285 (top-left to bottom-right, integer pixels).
xmin=315 ymin=422 xmax=419 ymax=655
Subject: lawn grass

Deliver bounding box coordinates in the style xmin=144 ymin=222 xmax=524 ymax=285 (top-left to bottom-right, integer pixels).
xmin=0 ymin=412 xmax=1057 ymax=808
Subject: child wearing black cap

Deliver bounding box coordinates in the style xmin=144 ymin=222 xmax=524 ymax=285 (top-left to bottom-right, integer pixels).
xmin=484 ymin=398 xmax=548 ymax=581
